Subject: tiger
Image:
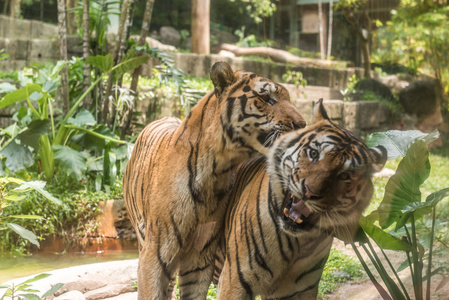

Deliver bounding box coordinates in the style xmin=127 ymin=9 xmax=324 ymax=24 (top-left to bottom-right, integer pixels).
xmin=215 ymin=99 xmax=387 ymax=300
xmin=122 ymin=61 xmax=306 ymax=300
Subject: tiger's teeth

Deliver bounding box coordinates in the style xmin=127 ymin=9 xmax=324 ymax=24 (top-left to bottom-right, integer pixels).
xmin=295 ymin=218 xmax=303 ymax=224
xmin=283 ymin=208 xmax=289 ymax=217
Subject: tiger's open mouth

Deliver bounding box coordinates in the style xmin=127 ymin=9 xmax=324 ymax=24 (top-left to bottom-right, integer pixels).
xmin=281 ymin=194 xmax=317 ymax=230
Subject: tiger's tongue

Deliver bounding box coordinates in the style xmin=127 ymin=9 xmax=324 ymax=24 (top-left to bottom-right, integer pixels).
xmin=284 ymin=198 xmax=312 ymax=224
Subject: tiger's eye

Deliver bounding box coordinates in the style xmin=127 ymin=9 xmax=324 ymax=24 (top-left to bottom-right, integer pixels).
xmin=309 ymin=149 xmax=318 ymax=159
xmin=339 ymin=172 xmax=350 ymax=180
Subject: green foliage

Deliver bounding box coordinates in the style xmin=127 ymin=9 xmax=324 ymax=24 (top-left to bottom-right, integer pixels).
xmin=234 ymin=26 xmax=276 ymax=48
xmin=282 ymin=70 xmax=307 ymax=89
xmin=318 ymin=248 xmax=364 ymax=298
xmin=372 ymin=2 xmax=449 ymax=92
xmin=351 ymin=130 xmax=449 ymax=300
xmin=340 ymin=75 xmax=360 ymax=101
xmin=0 ymin=273 xmax=62 ymax=300
xmin=72 ymin=0 xmax=120 ymax=56
xmin=229 ymin=0 xmax=276 ymax=24
xmin=0 ymin=172 xmax=119 ymax=254
xmin=0 ymin=55 xmax=142 ymax=189
xmin=0 ymin=177 xmax=59 ymax=248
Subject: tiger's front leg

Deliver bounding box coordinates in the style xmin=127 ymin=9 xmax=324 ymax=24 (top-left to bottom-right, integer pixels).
xmin=217 ymin=260 xmax=252 ymax=300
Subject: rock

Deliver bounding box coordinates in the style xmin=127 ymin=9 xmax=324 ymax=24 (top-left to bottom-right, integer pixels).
xmin=95 ymin=199 xmax=135 ymax=240
xmin=377 ymin=74 xmax=412 ymax=94
xmin=160 ymin=26 xmax=181 ymax=47
xmin=84 ymin=283 xmax=135 ymax=300
xmin=55 ymin=279 xmax=107 ymax=296
xmin=332 ymin=270 xmax=351 ymax=280
xmin=103 ymin=292 xmax=137 ymax=300
xmin=54 ymin=290 xmax=86 ymax=300
xmin=353 ymin=78 xmax=395 ymax=102
xmin=399 ymin=80 xmax=441 ymax=117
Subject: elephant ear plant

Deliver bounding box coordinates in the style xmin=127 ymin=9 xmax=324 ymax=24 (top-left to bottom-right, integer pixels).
xmin=349 ymin=130 xmax=449 ymax=300
xmin=0 ymin=54 xmax=148 ymax=188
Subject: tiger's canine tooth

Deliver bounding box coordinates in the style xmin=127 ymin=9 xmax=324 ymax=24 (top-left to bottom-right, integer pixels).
xmin=283 ymin=208 xmax=289 ymax=217
xmin=295 ymin=217 xmax=303 ymax=224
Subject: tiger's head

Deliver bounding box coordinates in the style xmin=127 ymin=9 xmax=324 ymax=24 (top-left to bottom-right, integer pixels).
xmin=268 ymin=99 xmax=387 ymax=240
xmin=210 ymin=61 xmax=306 ymax=155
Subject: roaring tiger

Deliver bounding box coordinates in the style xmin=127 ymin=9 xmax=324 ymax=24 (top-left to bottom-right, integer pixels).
xmin=215 ymin=99 xmax=387 ymax=300
xmin=123 ymin=61 xmax=306 ymax=299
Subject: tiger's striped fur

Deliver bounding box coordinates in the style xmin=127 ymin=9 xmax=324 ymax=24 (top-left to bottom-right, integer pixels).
xmin=216 ymin=99 xmax=387 ymax=300
xmin=123 ymin=61 xmax=305 ymax=300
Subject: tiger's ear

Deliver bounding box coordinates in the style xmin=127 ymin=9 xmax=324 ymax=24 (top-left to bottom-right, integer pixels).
xmin=311 ymin=98 xmax=330 ymax=124
xmin=369 ymin=145 xmax=388 ymax=173
xmin=210 ymin=61 xmax=236 ymax=98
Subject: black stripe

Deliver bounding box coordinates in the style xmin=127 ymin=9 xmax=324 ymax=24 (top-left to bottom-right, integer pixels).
xmin=170 ymin=214 xmax=183 ymax=248
xmin=227 ymin=97 xmax=236 ymax=122
xmin=256 ymin=176 xmax=269 ymax=253
xmin=179 ymin=263 xmax=211 ymax=277
xmin=295 ymin=255 xmax=328 ymax=283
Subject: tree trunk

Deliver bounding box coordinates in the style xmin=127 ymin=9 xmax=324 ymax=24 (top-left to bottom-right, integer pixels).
xmin=318 ymin=0 xmax=325 ymax=60
xmin=357 ymin=30 xmax=371 ymax=78
xmin=82 ymin=0 xmax=91 ymax=109
xmin=122 ymin=0 xmax=155 ymax=138
xmin=66 ymin=0 xmax=77 ymax=35
xmin=57 ymin=0 xmax=70 ymax=114
xmin=220 ymin=43 xmax=350 ymax=68
xmin=10 ymin=0 xmax=20 ymax=17
xmin=191 ymin=0 xmax=210 ymax=55
xmin=327 ymin=0 xmax=333 ymax=60
xmin=102 ymin=0 xmax=131 ymax=124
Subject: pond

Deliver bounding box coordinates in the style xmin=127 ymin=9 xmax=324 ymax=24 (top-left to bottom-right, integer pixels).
xmin=0 ymin=239 xmax=138 ymax=284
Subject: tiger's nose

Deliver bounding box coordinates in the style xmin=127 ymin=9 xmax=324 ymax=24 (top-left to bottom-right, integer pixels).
xmin=292 ymin=119 xmax=306 ymax=130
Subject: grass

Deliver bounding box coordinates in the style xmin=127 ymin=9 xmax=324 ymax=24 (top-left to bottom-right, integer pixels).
xmin=318 ymin=248 xmax=364 ymax=299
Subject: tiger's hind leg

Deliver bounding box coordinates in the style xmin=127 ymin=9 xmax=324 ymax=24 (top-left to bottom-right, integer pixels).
xmin=137 ymin=241 xmax=178 ymax=300
xmin=177 ymin=256 xmax=215 ymax=300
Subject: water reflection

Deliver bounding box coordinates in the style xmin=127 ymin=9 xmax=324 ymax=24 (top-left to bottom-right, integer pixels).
xmin=0 ymin=239 xmax=138 ymax=284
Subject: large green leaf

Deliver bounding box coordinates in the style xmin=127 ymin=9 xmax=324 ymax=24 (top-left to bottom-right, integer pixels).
xmin=377 ymin=140 xmax=430 ymax=229
xmin=0 ymin=139 xmax=34 ymax=171
xmin=8 ymin=215 xmax=43 ymax=219
xmin=14 ymin=180 xmax=60 ymax=205
xmin=21 ymin=273 xmax=51 ymax=284
xmin=366 ymin=130 xmax=439 ymax=160
xmin=112 ymin=53 xmax=150 ymax=82
xmin=17 ymin=120 xmax=51 ymax=151
xmin=0 ymin=82 xmax=17 ymax=94
xmin=41 ymin=283 xmax=64 ymax=298
xmin=6 ymin=223 xmax=39 ymax=247
xmin=53 ymin=145 xmax=87 ymax=180
xmin=49 ymin=60 xmax=67 ymax=81
xmin=86 ymin=54 xmax=114 ymax=73
xmin=359 ymin=215 xmax=412 ymax=251
xmin=67 ymin=108 xmax=96 ymax=127
xmin=68 ymin=124 xmax=125 ymax=151
xmin=0 ymin=83 xmax=43 ymax=109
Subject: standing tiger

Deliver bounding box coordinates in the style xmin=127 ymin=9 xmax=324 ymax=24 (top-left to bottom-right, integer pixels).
xmin=215 ymin=99 xmax=387 ymax=300
xmin=123 ymin=61 xmax=306 ymax=299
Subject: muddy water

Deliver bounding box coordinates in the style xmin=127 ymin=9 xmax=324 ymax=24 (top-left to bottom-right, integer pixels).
xmin=0 ymin=239 xmax=139 ymax=284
